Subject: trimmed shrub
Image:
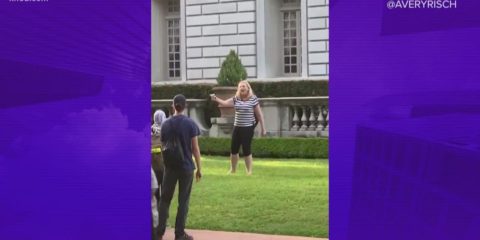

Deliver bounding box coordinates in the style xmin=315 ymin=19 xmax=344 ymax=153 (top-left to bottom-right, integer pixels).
xmin=198 ymin=137 xmax=328 ymax=159
xmin=217 ymin=50 xmax=247 ymax=86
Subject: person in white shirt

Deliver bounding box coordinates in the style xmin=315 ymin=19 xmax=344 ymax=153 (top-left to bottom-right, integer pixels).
xmin=151 ymin=167 xmax=159 ymax=240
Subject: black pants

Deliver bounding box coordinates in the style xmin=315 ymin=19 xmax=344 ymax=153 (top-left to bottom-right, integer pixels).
xmin=158 ymin=168 xmax=194 ymax=238
xmin=231 ymin=126 xmax=255 ymax=156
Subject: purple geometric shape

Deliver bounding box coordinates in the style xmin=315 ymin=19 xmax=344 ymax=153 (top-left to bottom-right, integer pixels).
xmin=0 ymin=59 xmax=103 ymax=108
xmin=349 ymin=92 xmax=480 ymax=240
xmin=0 ymin=1 xmax=151 ymax=240
xmin=382 ymin=0 xmax=480 ymax=35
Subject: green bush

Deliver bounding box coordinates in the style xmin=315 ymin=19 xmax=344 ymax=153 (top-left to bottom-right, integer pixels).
xmin=152 ymin=80 xmax=328 ymax=99
xmin=151 ymin=92 xmax=220 ymax=127
xmin=217 ymin=50 xmax=247 ymax=86
xmin=198 ymin=137 xmax=328 ymax=159
xmin=152 ymin=84 xmax=213 ymax=99
xmin=250 ymin=80 xmax=328 ymax=97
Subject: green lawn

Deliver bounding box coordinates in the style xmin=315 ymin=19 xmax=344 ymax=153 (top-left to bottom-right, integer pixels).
xmin=166 ymin=156 xmax=329 ymax=238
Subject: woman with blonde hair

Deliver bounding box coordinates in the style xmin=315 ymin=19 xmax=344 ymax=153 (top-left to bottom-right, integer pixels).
xmin=211 ymin=80 xmax=266 ymax=175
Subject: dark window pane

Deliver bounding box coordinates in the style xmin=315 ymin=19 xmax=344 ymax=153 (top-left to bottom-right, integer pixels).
xmin=292 ymin=48 xmax=297 ymax=55
xmin=284 ymin=39 xmax=289 ymax=46
xmin=285 ymin=66 xmax=290 ymax=73
xmin=291 ymin=30 xmax=296 ymax=36
xmin=175 ymin=53 xmax=179 ymax=60
xmin=169 ymin=54 xmax=174 ymax=60
xmin=175 ymin=62 xmax=180 ymax=68
xmin=292 ymin=57 xmax=297 ymax=64
xmin=290 ymin=21 xmax=296 ymax=28
xmin=284 ymin=57 xmax=290 ymax=64
xmin=175 ymin=70 xmax=180 ymax=76
xmin=169 ymin=71 xmax=174 ymax=77
xmin=284 ymin=48 xmax=290 ymax=55
xmin=175 ymin=45 xmax=180 ymax=52
xmin=292 ymin=39 xmax=297 ymax=46
xmin=292 ymin=65 xmax=297 ymax=73
xmin=169 ymin=62 xmax=174 ymax=69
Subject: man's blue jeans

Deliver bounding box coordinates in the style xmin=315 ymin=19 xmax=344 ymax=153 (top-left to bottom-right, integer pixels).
xmin=158 ymin=168 xmax=194 ymax=238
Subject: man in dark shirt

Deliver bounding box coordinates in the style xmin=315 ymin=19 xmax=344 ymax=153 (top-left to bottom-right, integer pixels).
xmin=159 ymin=94 xmax=202 ymax=240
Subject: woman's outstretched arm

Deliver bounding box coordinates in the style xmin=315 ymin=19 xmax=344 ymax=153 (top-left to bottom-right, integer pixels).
xmin=211 ymin=95 xmax=234 ymax=107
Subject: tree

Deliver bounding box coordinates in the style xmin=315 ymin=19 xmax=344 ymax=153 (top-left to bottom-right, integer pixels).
xmin=217 ymin=50 xmax=247 ymax=86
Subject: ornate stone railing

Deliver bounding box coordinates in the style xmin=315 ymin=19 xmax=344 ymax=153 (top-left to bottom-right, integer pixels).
xmin=151 ymin=99 xmax=210 ymax=136
xmin=151 ymin=96 xmax=329 ymax=138
xmin=260 ymin=96 xmax=329 ymax=137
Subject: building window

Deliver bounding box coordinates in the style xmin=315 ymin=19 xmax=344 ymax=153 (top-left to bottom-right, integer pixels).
xmin=281 ymin=0 xmax=301 ymax=76
xmin=167 ymin=19 xmax=180 ymax=78
xmin=168 ymin=0 xmax=180 ymax=13
xmin=166 ymin=0 xmax=180 ymax=79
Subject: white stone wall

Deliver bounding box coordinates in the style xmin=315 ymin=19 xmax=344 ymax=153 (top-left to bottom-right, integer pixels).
xmin=306 ymin=0 xmax=329 ymax=76
xmin=152 ymin=0 xmax=330 ymax=83
xmin=185 ymin=0 xmax=257 ymax=80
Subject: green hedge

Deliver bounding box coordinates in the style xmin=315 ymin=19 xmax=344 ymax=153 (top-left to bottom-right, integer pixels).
xmin=151 ymin=84 xmax=219 ymax=126
xmin=152 ymin=80 xmax=328 ymax=99
xmin=198 ymin=137 xmax=328 ymax=159
xmin=250 ymin=80 xmax=328 ymax=97
xmin=152 ymin=84 xmax=213 ymax=99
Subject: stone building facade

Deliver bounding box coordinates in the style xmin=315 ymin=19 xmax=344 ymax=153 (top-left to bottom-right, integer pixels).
xmin=152 ymin=0 xmax=329 ymax=84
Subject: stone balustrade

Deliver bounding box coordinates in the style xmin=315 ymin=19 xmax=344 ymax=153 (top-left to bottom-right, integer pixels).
xmin=152 ymin=96 xmax=329 ymax=138
xmin=260 ymin=96 xmax=329 ymax=137
xmin=151 ymin=99 xmax=210 ymax=136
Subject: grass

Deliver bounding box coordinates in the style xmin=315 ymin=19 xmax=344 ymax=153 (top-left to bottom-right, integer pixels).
xmin=166 ymin=156 xmax=329 ymax=238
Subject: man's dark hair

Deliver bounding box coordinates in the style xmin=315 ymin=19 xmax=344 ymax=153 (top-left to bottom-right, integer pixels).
xmin=173 ymin=94 xmax=186 ymax=112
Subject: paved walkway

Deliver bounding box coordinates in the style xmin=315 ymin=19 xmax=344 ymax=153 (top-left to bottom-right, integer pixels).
xmin=162 ymin=229 xmax=327 ymax=240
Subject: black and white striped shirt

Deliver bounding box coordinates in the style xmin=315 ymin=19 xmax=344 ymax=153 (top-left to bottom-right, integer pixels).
xmin=233 ymin=95 xmax=259 ymax=127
